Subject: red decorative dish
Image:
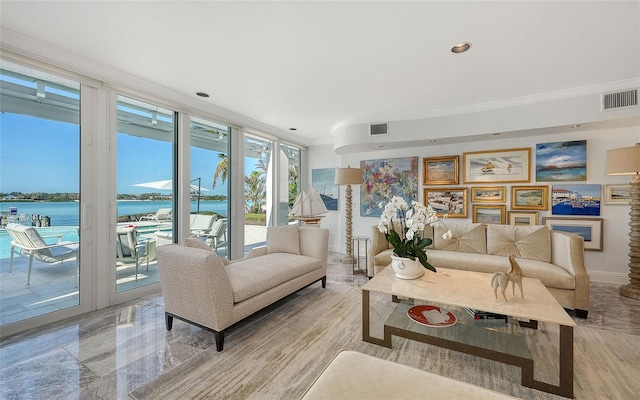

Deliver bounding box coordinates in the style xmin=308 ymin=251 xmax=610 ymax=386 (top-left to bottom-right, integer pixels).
xmin=407 ymin=305 xmax=457 ymax=328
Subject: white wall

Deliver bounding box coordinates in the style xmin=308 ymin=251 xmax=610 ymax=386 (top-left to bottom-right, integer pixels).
xmin=310 ymin=125 xmax=640 ymax=284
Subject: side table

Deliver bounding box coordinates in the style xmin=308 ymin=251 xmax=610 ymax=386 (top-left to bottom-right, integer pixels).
xmin=352 ymin=235 xmax=370 ymax=275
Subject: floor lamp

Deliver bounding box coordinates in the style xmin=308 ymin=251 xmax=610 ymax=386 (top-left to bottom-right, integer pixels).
xmin=605 ymin=143 xmax=640 ymax=300
xmin=335 ymin=166 xmax=362 ymax=265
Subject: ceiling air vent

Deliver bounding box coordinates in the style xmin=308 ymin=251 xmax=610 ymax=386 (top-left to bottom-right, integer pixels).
xmin=602 ymin=89 xmax=638 ymax=111
xmin=370 ymin=123 xmax=388 ymax=136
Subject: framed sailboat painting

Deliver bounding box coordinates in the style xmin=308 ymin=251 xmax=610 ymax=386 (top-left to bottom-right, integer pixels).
xmin=311 ymin=168 xmax=339 ymax=210
xmin=462 ymin=148 xmax=531 ymax=184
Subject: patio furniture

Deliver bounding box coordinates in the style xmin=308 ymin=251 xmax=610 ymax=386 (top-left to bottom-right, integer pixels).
xmin=205 ymin=217 xmax=227 ymax=252
xmin=140 ymin=207 xmax=172 ymax=222
xmin=6 ymin=223 xmax=79 ymax=286
xmin=116 ymin=226 xmax=152 ymax=280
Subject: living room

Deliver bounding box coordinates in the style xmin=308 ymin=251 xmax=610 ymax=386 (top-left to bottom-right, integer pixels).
xmin=1 ymin=1 xmax=639 ymax=399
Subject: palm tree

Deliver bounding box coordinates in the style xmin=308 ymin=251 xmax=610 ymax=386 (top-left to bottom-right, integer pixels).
xmin=244 ymin=170 xmax=265 ymax=213
xmin=212 ymin=153 xmax=227 ymax=188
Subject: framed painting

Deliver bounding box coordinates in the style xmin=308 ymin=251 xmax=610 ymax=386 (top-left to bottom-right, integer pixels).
xmin=508 ymin=211 xmax=539 ymax=226
xmin=423 ymin=155 xmax=459 ymax=185
xmin=311 ymin=168 xmax=338 ymax=210
xmin=471 ymin=186 xmax=505 ymax=203
xmin=360 ymin=157 xmax=418 ymax=217
xmin=542 ymin=217 xmax=603 ymax=251
xmin=551 ymin=184 xmax=601 ymax=216
xmin=510 ymin=185 xmax=549 ymax=210
xmin=605 ymin=184 xmax=632 ymax=205
xmin=536 ymin=140 xmax=587 ymax=182
xmin=462 ymin=147 xmax=531 ymax=184
xmin=472 ymin=204 xmax=506 ymax=224
xmin=424 ymin=187 xmax=468 ymax=218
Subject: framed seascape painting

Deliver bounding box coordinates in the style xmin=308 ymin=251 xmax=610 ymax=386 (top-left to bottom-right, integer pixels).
xmin=551 ymin=184 xmax=601 ymax=216
xmin=510 ymin=185 xmax=548 ymax=210
xmin=543 ymin=217 xmax=603 ymax=251
xmin=423 ymin=155 xmax=459 ymax=185
xmin=360 ymin=157 xmax=418 ymax=217
xmin=311 ymin=168 xmax=339 ymax=210
xmin=462 ymin=147 xmax=531 ymax=184
xmin=605 ymin=184 xmax=632 ymax=205
xmin=470 ymin=186 xmax=505 ymax=203
xmin=473 ymin=204 xmax=506 ymax=224
xmin=535 ymin=140 xmax=587 ymax=182
xmin=508 ymin=211 xmax=539 ymax=226
xmin=424 ymin=187 xmax=468 ymax=218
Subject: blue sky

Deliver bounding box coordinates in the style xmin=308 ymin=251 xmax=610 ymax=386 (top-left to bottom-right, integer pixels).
xmin=1 ymin=113 xmax=257 ymax=195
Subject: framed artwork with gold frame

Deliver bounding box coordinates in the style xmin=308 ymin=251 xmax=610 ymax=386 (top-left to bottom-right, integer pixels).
xmin=511 ymin=185 xmax=549 ymax=210
xmin=508 ymin=211 xmax=539 ymax=226
xmin=462 ymin=147 xmax=531 ymax=184
xmin=423 ymin=187 xmax=468 ymax=218
xmin=472 ymin=204 xmax=506 ymax=224
xmin=471 ymin=186 xmax=506 ymax=203
xmin=423 ymin=155 xmax=459 ymax=185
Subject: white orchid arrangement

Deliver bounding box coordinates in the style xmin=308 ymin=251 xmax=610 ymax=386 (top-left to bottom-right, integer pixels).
xmin=378 ymin=196 xmax=452 ymax=272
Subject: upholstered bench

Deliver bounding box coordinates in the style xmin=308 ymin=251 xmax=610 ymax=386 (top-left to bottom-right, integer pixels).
xmin=301 ymin=350 xmax=519 ymax=399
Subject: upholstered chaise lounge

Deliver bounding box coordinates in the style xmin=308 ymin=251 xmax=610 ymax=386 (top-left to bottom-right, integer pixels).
xmin=156 ymin=224 xmax=329 ymax=351
xmin=368 ymin=223 xmax=590 ymax=318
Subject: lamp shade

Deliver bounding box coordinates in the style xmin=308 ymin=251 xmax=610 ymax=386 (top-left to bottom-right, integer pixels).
xmin=605 ymin=143 xmax=640 ymax=175
xmin=335 ymin=167 xmax=362 ymax=185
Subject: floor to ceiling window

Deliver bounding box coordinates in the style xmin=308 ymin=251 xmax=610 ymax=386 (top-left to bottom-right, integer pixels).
xmin=0 ymin=60 xmax=81 ymax=325
xmin=190 ymin=117 xmax=230 ymax=258
xmin=281 ymin=144 xmax=301 ymax=226
xmin=115 ymin=95 xmax=175 ymax=293
xmin=244 ymin=134 xmax=272 ymax=253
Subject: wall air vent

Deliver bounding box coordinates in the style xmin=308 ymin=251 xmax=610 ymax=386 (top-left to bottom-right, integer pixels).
xmin=370 ymin=123 xmax=388 ymax=136
xmin=602 ymin=89 xmax=638 ymax=111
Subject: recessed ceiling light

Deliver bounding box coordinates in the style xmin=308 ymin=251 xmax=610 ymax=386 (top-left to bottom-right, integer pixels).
xmin=570 ymin=124 xmax=580 ymax=128
xmin=429 ymin=139 xmax=437 ymax=143
xmin=196 ymin=92 xmax=210 ymax=98
xmin=492 ymin=133 xmax=501 ymax=136
xmin=451 ymin=42 xmax=471 ymax=53
xmin=378 ymin=145 xmax=384 ymax=148
xmin=289 ymin=128 xmax=297 ymax=131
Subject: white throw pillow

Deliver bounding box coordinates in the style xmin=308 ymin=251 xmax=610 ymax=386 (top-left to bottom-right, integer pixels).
xmin=267 ymin=224 xmax=301 ymax=255
xmin=486 ymin=225 xmax=551 ymax=262
xmin=434 ymin=223 xmax=487 ymax=254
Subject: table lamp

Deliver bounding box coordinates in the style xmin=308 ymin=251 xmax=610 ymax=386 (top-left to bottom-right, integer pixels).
xmin=605 ymin=143 xmax=640 ymax=299
xmin=335 ymin=166 xmax=362 ymax=264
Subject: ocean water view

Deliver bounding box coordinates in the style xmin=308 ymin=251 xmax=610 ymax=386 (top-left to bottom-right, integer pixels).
xmin=0 ymin=200 xmax=228 ymax=227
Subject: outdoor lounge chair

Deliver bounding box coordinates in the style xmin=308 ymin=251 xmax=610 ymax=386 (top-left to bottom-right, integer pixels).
xmin=205 ymin=218 xmax=227 ymax=252
xmin=140 ymin=207 xmax=172 ymax=222
xmin=6 ymin=223 xmax=79 ymax=286
xmin=116 ymin=226 xmax=152 ymax=281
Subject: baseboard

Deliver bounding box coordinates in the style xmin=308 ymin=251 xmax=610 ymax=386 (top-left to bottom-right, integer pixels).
xmin=588 ymin=270 xmax=629 ymax=285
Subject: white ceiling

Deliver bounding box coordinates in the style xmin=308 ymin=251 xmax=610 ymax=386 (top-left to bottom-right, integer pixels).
xmin=1 ymin=1 xmax=639 ymax=147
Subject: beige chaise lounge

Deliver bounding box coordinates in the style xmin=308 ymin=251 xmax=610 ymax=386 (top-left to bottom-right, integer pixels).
xmin=156 ymin=225 xmax=329 ymax=351
xmin=368 ymin=223 xmax=590 ymax=318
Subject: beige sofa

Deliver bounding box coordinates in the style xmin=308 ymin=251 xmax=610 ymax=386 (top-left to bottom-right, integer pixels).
xmin=368 ymin=223 xmax=590 ymax=318
xmin=156 ymin=225 xmax=329 ymax=351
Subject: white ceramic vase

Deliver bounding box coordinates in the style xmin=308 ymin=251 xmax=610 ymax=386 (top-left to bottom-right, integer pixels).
xmin=391 ymin=255 xmax=425 ymax=280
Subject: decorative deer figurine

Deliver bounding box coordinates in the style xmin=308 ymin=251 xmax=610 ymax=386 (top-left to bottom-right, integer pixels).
xmin=491 ymin=254 xmax=524 ymax=302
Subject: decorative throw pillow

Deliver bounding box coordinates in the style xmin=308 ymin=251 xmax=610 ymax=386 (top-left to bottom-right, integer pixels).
xmin=486 ymin=225 xmax=551 ymax=262
xmin=434 ymin=223 xmax=487 ymax=254
xmin=267 ymin=224 xmax=301 ymax=255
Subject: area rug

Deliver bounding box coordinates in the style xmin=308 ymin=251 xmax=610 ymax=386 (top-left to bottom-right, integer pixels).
xmin=130 ymin=283 xmax=639 ymax=400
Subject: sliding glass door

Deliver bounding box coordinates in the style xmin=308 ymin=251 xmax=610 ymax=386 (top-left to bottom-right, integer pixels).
xmin=115 ymin=95 xmax=175 ymax=292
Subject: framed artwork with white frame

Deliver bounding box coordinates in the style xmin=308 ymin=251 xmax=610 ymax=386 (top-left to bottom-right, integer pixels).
xmin=542 ymin=217 xmax=603 ymax=251
xmin=605 ymin=184 xmax=632 ymax=205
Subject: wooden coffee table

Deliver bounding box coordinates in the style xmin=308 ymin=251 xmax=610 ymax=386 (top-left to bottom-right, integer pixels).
xmin=362 ymin=267 xmax=576 ymax=398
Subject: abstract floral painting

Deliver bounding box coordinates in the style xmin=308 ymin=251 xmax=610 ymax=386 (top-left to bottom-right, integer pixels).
xmin=360 ymin=157 xmax=418 ymax=217
xmin=536 ymin=140 xmax=587 ymax=181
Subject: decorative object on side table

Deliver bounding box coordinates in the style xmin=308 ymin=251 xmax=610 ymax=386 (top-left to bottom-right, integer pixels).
xmin=335 ymin=166 xmax=363 ymax=264
xmin=378 ymin=196 xmax=452 ymax=279
xmin=606 ymin=143 xmax=640 ymax=300
xmin=491 ymin=254 xmax=524 ymax=302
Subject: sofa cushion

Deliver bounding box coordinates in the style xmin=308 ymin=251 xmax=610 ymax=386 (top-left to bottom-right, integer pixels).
xmin=486 ymin=225 xmax=551 ymax=262
xmin=226 ymin=253 xmax=322 ymax=303
xmin=267 ymin=224 xmax=301 ymax=255
xmin=374 ymin=248 xmax=394 ymax=269
xmin=433 ymin=223 xmax=486 ymax=254
xmin=426 ymin=250 xmax=575 ymax=289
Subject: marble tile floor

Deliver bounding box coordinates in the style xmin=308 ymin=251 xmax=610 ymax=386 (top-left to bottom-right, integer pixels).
xmin=1 ymin=254 xmax=638 ymax=400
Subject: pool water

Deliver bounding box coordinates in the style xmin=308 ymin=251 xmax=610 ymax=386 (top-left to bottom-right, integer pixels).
xmin=0 ymin=226 xmax=80 ymax=259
